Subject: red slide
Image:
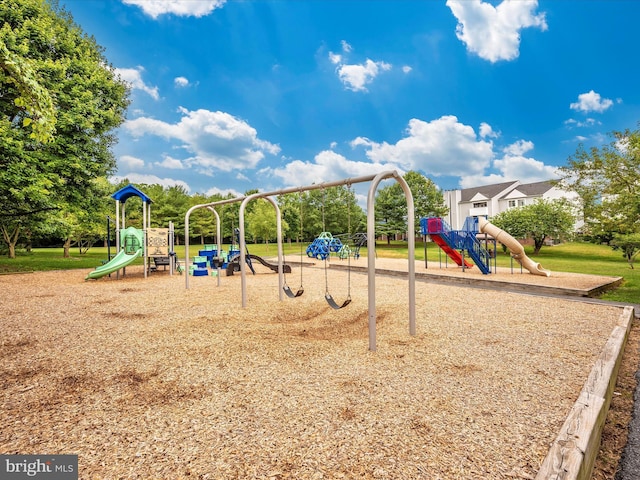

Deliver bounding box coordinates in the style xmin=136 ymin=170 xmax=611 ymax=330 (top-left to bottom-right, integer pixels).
xmin=430 ymin=233 xmax=474 ymax=268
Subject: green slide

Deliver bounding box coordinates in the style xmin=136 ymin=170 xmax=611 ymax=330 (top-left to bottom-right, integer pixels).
xmin=85 ymin=248 xmax=142 ymax=280
xmin=86 ymin=226 xmax=145 ymax=280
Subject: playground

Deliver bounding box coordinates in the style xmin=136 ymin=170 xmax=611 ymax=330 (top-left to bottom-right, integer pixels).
xmin=0 ymin=258 xmax=632 ymax=479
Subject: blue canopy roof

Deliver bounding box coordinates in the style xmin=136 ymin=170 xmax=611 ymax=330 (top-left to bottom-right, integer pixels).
xmin=111 ymin=184 xmax=153 ymax=204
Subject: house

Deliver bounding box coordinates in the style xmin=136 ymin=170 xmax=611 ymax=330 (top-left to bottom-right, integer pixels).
xmin=442 ymin=179 xmax=581 ymax=231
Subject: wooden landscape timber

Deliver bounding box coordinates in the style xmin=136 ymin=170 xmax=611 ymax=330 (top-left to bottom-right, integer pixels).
xmin=535 ymin=307 xmax=634 ymax=480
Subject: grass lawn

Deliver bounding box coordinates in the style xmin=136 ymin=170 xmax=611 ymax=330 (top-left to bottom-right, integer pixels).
xmin=1 ymin=240 xmax=637 ymax=304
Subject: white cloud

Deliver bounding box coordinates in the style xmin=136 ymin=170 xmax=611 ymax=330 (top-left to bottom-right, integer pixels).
xmin=205 ymin=186 xmax=242 ymax=198
xmin=123 ymin=107 xmax=280 ymax=172
xmin=479 ymin=122 xmax=498 ymax=138
xmin=155 ymin=155 xmax=186 ymax=169
xmin=110 ymin=173 xmax=191 ymax=192
xmin=119 ymin=155 xmax=145 ymax=170
xmin=570 ymin=90 xmax=613 ymax=113
xmin=263 ymin=114 xmax=559 ymax=197
xmin=493 ymin=154 xmax=558 ymax=182
xmin=328 ymin=41 xmax=392 ymax=92
xmin=352 ymin=115 xmax=494 ymax=178
xmin=328 ymin=52 xmax=342 ymax=65
xmin=121 ymin=0 xmax=226 ymax=19
xmin=460 ymin=140 xmax=558 ymax=188
xmin=262 ymin=150 xmax=403 ymax=188
xmin=341 ymin=40 xmax=352 ymax=53
xmin=402 ymin=65 xmax=412 ymax=74
xmin=174 ymin=76 xmax=190 ymax=88
xmin=337 ymin=59 xmax=392 ymax=92
xmin=564 ymin=118 xmax=600 ymax=128
xmin=503 ymin=139 xmax=533 ymax=156
xmin=446 ymin=0 xmax=547 ymax=62
xmin=115 ymin=66 xmax=159 ymax=100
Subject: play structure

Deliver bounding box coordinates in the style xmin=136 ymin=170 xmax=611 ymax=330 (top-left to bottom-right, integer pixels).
xmin=85 ymin=184 xmax=177 ymax=280
xmin=421 ymin=216 xmax=550 ymax=277
xmin=185 ymin=229 xmax=293 ymax=279
xmin=225 ymin=228 xmax=292 ymax=277
xmin=184 ymin=170 xmax=416 ymax=351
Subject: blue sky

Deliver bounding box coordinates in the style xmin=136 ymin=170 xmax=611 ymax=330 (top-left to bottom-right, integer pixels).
xmin=61 ymin=0 xmax=640 ymax=201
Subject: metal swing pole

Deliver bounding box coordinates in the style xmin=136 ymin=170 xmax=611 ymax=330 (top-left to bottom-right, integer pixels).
xmin=366 ymin=171 xmax=415 ymax=351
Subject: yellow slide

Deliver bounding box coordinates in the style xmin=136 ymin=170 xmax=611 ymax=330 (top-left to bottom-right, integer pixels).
xmin=477 ymin=217 xmax=551 ymax=277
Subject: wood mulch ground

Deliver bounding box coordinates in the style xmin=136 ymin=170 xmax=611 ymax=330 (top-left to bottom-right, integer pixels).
xmin=0 ymin=258 xmax=635 ymax=479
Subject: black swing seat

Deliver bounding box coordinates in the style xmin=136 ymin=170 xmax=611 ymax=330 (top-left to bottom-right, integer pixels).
xmin=283 ymin=285 xmax=304 ymax=298
xmin=325 ymin=293 xmax=351 ymax=310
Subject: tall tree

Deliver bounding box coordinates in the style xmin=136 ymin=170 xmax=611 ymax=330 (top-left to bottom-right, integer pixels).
xmin=490 ymin=198 xmax=576 ymax=255
xmin=375 ymin=171 xmax=448 ymax=244
xmin=58 ymin=177 xmax=113 ymax=257
xmin=279 ymin=193 xmax=303 ymax=242
xmin=246 ymin=198 xmax=289 ymax=247
xmin=375 ymin=184 xmax=406 ymax=245
xmin=0 ymin=0 xmax=129 ymax=257
xmin=556 ymin=126 xmax=640 ymax=242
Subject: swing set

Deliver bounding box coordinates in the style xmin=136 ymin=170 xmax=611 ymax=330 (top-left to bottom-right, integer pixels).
xmin=284 ymin=186 xmax=354 ymax=309
xmin=184 ymin=170 xmax=416 ymax=351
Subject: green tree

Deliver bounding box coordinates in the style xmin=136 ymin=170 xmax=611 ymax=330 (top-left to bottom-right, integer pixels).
xmin=490 ymin=198 xmax=576 ymax=255
xmin=611 ymin=233 xmax=640 ymax=269
xmin=404 ymin=171 xmax=448 ymax=227
xmin=0 ymin=39 xmax=55 ymax=142
xmin=375 ymin=184 xmax=406 ymax=245
xmin=295 ymin=187 xmax=364 ymax=243
xmin=188 ymin=193 xmax=219 ymax=245
xmin=279 ymin=193 xmax=303 ymax=243
xmin=375 ymin=171 xmax=447 ymax=244
xmin=556 ymin=126 xmax=640 ymax=241
xmin=246 ymin=199 xmax=289 ymax=248
xmin=58 ymin=178 xmax=112 ymax=256
xmin=0 ymin=0 xmax=129 ymax=257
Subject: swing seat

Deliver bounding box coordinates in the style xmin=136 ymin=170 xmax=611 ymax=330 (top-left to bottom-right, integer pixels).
xmin=325 ymin=293 xmax=351 ymax=310
xmin=283 ymin=285 xmax=304 ymax=298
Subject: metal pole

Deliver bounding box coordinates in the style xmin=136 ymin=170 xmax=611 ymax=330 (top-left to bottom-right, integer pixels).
xmin=184 ymin=196 xmax=250 ymax=289
xmin=206 ymin=207 xmax=222 ymax=287
xmin=239 ymin=194 xmax=284 ymax=308
xmin=115 ymin=200 xmax=121 ymax=280
xmin=423 ymin=234 xmax=427 ymax=269
xmin=366 ymin=171 xmax=416 ymax=351
xmin=107 ymin=216 xmax=112 ymax=261
xmin=392 ymin=173 xmax=416 ymax=337
xmin=143 ymin=200 xmax=148 ymax=279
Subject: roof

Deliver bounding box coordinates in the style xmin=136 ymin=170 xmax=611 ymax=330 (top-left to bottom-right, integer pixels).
xmin=459 ymin=181 xmax=518 ymax=202
xmin=111 ymin=184 xmax=153 ymax=204
xmin=511 ymin=180 xmax=554 ymax=197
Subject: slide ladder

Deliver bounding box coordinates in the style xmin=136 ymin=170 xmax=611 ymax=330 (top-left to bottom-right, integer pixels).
xmin=421 ymin=217 xmax=473 ymax=268
xmin=420 ymin=217 xmax=492 ymax=274
xmin=460 ymin=217 xmax=492 ymax=274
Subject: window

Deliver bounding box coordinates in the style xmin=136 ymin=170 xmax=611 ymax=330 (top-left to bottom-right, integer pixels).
xmin=473 ymin=202 xmax=487 ymax=208
xmin=508 ymin=200 xmax=516 ymax=208
xmin=518 ymin=199 xmax=525 ymax=207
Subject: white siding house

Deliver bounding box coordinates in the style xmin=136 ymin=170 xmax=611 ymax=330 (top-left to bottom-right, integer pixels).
xmin=442 ymin=180 xmax=581 ymax=231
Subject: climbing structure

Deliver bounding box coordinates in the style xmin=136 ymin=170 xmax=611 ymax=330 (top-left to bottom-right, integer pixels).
xmin=420 ymin=216 xmax=492 ymax=274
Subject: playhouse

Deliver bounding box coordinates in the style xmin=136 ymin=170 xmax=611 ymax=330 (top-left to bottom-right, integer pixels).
xmin=85 ymin=184 xmax=177 ymax=280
